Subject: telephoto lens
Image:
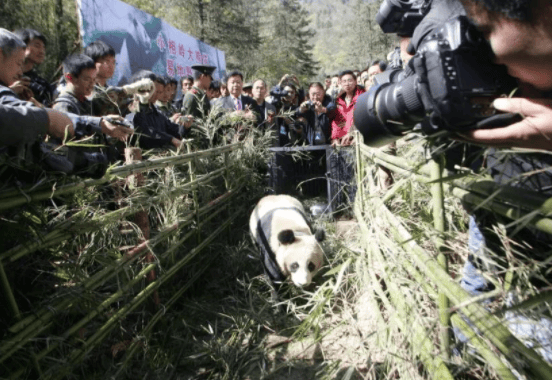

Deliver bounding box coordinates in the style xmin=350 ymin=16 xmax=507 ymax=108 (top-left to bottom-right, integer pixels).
xmin=354 ymin=16 xmax=518 ymax=148
xmin=354 ymin=74 xmax=425 ymax=147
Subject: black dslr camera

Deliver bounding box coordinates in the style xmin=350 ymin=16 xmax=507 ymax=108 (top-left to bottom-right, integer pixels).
xmin=38 ymin=142 xmax=109 ymax=179
xmin=267 ymin=86 xmax=290 ymax=109
xmin=354 ymin=10 xmax=518 ymax=147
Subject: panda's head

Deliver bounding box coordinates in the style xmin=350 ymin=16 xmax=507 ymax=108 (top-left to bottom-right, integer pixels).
xmin=276 ymin=229 xmax=325 ymax=287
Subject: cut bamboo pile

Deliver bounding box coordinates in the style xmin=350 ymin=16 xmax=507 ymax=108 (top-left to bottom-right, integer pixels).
xmin=0 ymin=143 xmax=247 ymax=379
xmin=355 ymin=138 xmax=552 ymax=380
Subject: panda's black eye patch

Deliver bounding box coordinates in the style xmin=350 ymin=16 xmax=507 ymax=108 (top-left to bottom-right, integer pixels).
xmin=290 ymin=262 xmax=299 ymax=273
xmin=308 ymin=262 xmax=316 ymax=272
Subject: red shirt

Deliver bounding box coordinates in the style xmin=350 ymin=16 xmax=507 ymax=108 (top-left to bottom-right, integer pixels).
xmin=330 ymin=87 xmax=365 ymax=140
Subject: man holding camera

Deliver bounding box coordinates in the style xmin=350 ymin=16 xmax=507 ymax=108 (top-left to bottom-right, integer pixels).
xmin=0 ymin=29 xmax=131 ymax=145
xmin=297 ymin=82 xmax=335 ymax=145
xmin=456 ymin=0 xmax=552 ymax=151
xmin=251 ymin=79 xmax=276 ymax=132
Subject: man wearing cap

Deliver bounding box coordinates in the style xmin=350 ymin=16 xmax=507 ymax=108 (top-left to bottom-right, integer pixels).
xmin=181 ymin=65 xmax=215 ymax=120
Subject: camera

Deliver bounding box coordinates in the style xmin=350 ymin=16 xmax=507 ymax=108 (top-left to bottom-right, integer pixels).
xmin=304 ymin=101 xmax=316 ymax=112
xmin=267 ymin=85 xmax=290 ymax=109
xmin=39 ymin=141 xmax=109 ymax=179
xmin=376 ymin=0 xmax=430 ymax=36
xmin=354 ymin=16 xmax=518 ymax=147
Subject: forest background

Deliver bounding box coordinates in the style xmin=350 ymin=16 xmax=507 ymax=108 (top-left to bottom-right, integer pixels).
xmin=0 ymin=0 xmax=397 ymax=87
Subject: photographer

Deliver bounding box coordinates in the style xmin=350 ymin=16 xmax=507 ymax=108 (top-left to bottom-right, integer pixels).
xmin=251 ymin=79 xmax=277 ymax=133
xmin=12 ymin=28 xmax=53 ymax=106
xmin=456 ymin=0 xmax=552 ymax=151
xmin=297 ymin=82 xmax=335 ymax=145
xmin=0 ymin=29 xmax=130 ymax=143
xmin=126 ymin=70 xmax=193 ymax=150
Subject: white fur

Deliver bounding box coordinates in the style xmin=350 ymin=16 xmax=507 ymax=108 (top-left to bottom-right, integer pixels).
xmin=250 ymin=195 xmax=324 ymax=287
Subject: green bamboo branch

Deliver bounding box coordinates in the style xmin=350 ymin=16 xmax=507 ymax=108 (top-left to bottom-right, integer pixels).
xmin=0 ymin=143 xmax=242 ymax=211
xmin=2 ymin=190 xmax=238 ymax=363
xmin=372 ymin=200 xmax=552 ymax=379
xmin=451 ymin=314 xmax=518 ymax=380
xmin=52 ymin=209 xmax=242 ymax=379
xmin=430 ymin=155 xmax=451 ymax=360
xmin=356 ymin=204 xmax=454 ymax=379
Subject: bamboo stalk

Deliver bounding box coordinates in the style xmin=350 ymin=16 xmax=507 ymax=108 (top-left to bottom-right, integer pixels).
xmin=375 ymin=200 xmax=552 ymax=379
xmin=372 ymin=156 xmax=431 ymax=184
xmin=0 ymin=144 xmax=242 ymax=212
xmin=451 ymin=314 xmax=518 ymax=380
xmin=357 ymin=203 xmax=454 ymax=379
xmin=355 ymin=201 xmax=542 ymax=380
xmin=449 ymin=186 xmax=552 ymax=235
xmin=362 ymin=146 xmax=552 ymax=219
xmin=0 ymin=167 xmax=227 ymax=265
xmin=118 ymin=252 xmax=219 ymax=373
xmin=0 ymin=259 xmax=21 ymax=321
xmin=430 ymin=155 xmax=451 ymax=360
xmin=186 ymin=142 xmax=201 ymax=246
xmin=53 ymin=210 xmax=241 ymax=379
xmin=359 ymin=144 xmax=432 ymax=176
xmin=9 ymin=190 xmax=241 ymax=377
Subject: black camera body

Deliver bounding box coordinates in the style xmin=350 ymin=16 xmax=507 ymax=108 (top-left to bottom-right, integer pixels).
xmin=267 ymin=85 xmax=290 ymax=109
xmin=304 ymin=101 xmax=316 ymax=112
xmin=376 ymin=0 xmax=429 ymax=36
xmin=39 ymin=141 xmax=109 ymax=179
xmin=354 ymin=16 xmax=518 ymax=147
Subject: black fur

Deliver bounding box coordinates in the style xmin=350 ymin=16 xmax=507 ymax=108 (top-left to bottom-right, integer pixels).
xmin=277 ymin=230 xmax=295 ymax=245
xmin=315 ymin=229 xmax=325 ymax=242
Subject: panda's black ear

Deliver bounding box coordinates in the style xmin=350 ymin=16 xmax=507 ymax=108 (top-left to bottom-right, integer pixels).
xmin=278 ymin=230 xmax=295 ymax=245
xmin=314 ymin=229 xmax=325 ymax=242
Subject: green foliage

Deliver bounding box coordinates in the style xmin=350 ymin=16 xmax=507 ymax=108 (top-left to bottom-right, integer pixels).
xmin=304 ymin=0 xmax=397 ymax=76
xmin=2 ymin=0 xmax=80 ymax=82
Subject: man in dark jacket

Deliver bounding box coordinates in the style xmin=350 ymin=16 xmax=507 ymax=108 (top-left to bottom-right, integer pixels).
xmin=12 ymin=28 xmax=54 ymax=106
xmin=297 ymin=82 xmax=335 ymax=145
xmin=0 ymin=28 xmax=131 ymax=143
xmin=53 ymin=54 xmax=97 ymax=116
xmin=126 ymin=71 xmax=192 ymax=150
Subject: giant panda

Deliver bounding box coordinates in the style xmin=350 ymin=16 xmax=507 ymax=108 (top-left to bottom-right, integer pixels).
xmin=249 ymin=195 xmax=325 ymax=287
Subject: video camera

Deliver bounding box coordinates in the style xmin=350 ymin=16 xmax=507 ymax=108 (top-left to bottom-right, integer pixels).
xmin=354 ymin=0 xmax=519 ymax=148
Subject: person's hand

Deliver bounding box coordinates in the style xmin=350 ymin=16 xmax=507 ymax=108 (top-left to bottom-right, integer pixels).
xmin=170 ymin=112 xmax=182 ymax=123
xmin=10 ymin=78 xmax=33 ymax=100
xmin=171 ymin=137 xmax=182 ymax=149
xmin=29 ymin=97 xmax=44 ymax=108
xmin=242 ymin=109 xmax=257 ymax=122
xmin=100 ymin=116 xmax=133 ymax=142
xmin=313 ymin=101 xmax=326 ymax=114
xmin=457 ymin=98 xmax=552 ymax=151
xmin=179 ymin=115 xmax=194 ymax=129
xmin=299 ymin=101 xmax=310 ymax=113
xmin=341 ymin=134 xmax=355 ymax=146
xmin=45 ymin=109 xmax=75 ymax=139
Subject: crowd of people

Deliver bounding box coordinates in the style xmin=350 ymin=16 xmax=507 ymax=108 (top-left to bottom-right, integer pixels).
xmin=0 ymin=24 xmax=402 ymax=182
